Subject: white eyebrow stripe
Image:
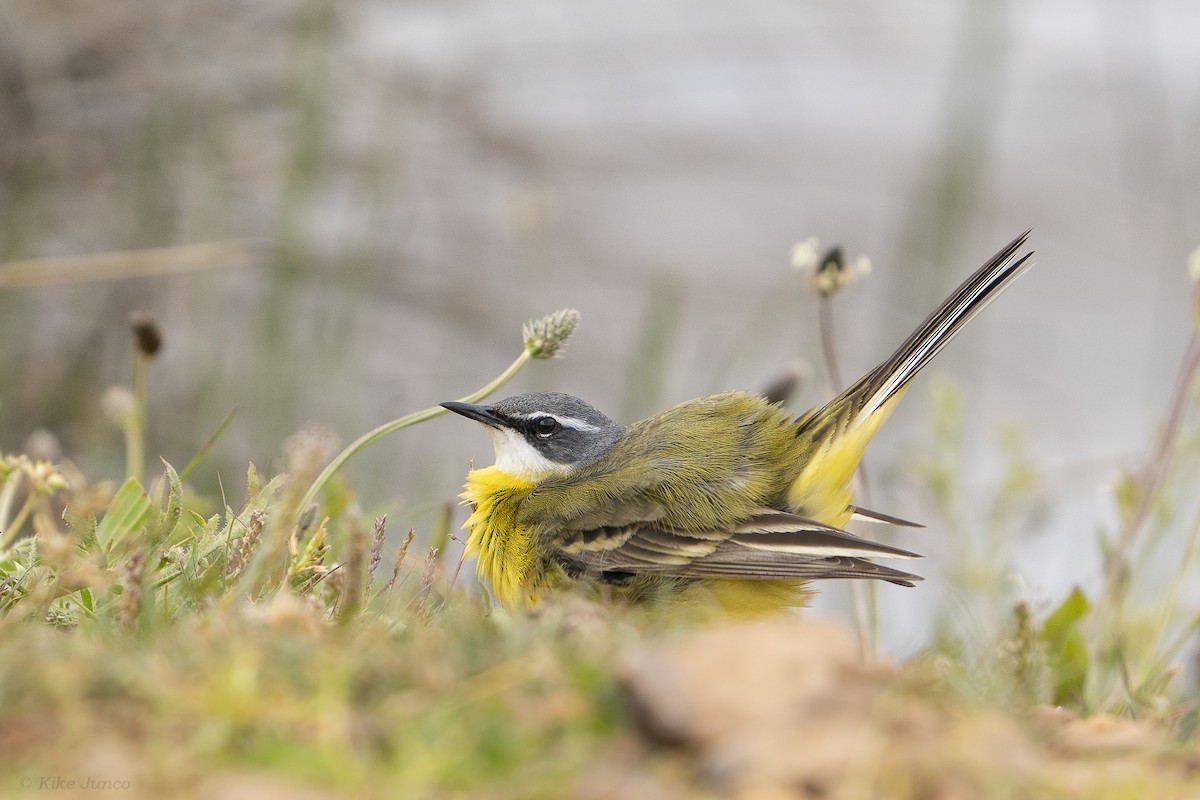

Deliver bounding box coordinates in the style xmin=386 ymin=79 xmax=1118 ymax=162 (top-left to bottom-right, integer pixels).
xmin=512 ymin=412 xmax=600 ymax=432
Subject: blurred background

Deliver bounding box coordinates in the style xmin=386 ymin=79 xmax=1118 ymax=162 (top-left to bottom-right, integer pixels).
xmin=1 ymin=0 xmax=1198 ymax=654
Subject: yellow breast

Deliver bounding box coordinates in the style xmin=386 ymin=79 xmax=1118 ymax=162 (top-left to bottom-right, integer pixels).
xmin=460 ymin=466 xmax=540 ymax=608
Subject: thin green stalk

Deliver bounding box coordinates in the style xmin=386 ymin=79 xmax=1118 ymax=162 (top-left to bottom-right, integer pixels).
xmin=296 ymin=308 xmax=581 ymax=523
xmin=818 ymin=295 xmax=877 ymax=505
xmin=179 ymin=407 xmax=237 ymax=482
xmin=127 ymin=352 xmax=150 ymax=481
xmin=0 ymin=493 xmax=36 ymax=550
xmin=819 ymin=294 xmax=878 ymax=661
xmin=818 ymin=295 xmax=844 ymax=391
xmin=298 ymin=351 xmax=531 ymax=513
xmin=1147 ymin=500 xmax=1200 ymax=660
xmin=0 ymin=473 xmax=18 ymax=534
xmin=1104 ymin=328 xmax=1200 ymax=600
xmin=0 ymin=240 xmax=260 ymax=289
xmin=1093 ymin=283 xmax=1200 ymax=709
xmin=1139 ymin=611 xmax=1200 ymax=695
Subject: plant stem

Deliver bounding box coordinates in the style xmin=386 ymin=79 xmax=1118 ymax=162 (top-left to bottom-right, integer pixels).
xmin=1149 ymin=494 xmax=1200 ymax=656
xmin=179 ymin=407 xmax=238 ymax=482
xmin=0 ymin=473 xmax=18 ymax=535
xmin=1104 ymin=328 xmax=1200 ymax=597
xmin=819 ymin=294 xmax=878 ymax=661
xmin=127 ymin=352 xmax=150 ymax=482
xmin=817 ymin=295 xmax=844 ymax=391
xmin=0 ymin=494 xmax=37 ymax=550
xmin=298 ymin=350 xmax=532 ymax=513
xmin=0 ymin=239 xmax=261 ymax=289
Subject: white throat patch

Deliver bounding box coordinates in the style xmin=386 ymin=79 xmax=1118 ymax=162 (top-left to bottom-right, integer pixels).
xmin=488 ymin=427 xmax=571 ymax=481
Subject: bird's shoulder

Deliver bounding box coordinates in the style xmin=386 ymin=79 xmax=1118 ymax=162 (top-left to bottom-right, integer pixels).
xmin=617 ymin=391 xmax=796 ymax=456
xmin=624 ymin=391 xmax=799 ymax=477
xmin=630 ymin=390 xmax=784 ymax=429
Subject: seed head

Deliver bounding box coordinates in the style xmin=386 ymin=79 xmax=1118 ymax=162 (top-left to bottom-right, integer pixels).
xmin=24 ymin=459 xmax=67 ymax=494
xmin=0 ymin=453 xmax=67 ymax=494
xmin=129 ymin=312 xmax=162 ymax=357
xmin=118 ymin=550 xmax=145 ymax=628
xmin=523 ymin=308 xmax=580 ymax=359
xmin=792 ymin=238 xmax=870 ymax=298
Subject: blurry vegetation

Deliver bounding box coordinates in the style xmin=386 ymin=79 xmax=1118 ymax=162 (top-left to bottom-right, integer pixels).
xmin=2 ymin=264 xmax=1200 ymax=798
xmin=0 ymin=452 xmax=626 ymax=798
xmin=916 ymin=274 xmax=1200 ymax=728
xmin=1 ymin=309 xmax=631 ymax=799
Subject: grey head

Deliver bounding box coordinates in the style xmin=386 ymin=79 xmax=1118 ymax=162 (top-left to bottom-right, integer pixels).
xmin=441 ymin=392 xmax=624 ymax=478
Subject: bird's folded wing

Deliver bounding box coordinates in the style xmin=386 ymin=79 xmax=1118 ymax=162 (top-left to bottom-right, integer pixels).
xmin=555 ymin=509 xmax=924 ymax=587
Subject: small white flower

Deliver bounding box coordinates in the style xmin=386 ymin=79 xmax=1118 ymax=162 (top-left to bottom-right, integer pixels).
xmin=789 ymin=237 xmax=821 ymax=273
xmin=100 ymin=386 xmax=135 ymax=425
xmin=1187 ymin=246 xmax=1200 ymax=284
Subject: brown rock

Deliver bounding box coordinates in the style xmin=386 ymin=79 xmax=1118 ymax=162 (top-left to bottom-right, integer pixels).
xmin=619 ymin=617 xmax=883 ymax=792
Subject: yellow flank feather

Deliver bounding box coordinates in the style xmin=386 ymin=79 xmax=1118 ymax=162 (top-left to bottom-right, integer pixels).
xmin=787 ymin=389 xmax=907 ymax=527
xmin=461 ymin=466 xmax=540 ymax=608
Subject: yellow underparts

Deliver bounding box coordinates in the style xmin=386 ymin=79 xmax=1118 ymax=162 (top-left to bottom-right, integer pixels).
xmin=695 ymin=579 xmax=811 ymax=617
xmin=786 ymin=390 xmax=905 ymax=527
xmin=460 ymin=466 xmax=539 ymax=608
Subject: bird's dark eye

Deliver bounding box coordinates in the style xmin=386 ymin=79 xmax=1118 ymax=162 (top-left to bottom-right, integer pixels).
xmin=532 ymin=416 xmax=560 ymax=437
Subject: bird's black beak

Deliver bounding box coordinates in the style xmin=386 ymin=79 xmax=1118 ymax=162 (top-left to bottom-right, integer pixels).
xmin=440 ymin=401 xmax=508 ymax=429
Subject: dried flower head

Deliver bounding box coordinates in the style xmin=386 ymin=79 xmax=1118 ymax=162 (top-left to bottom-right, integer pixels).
xmin=287 ymin=515 xmax=329 ymax=593
xmin=0 ymin=454 xmax=22 ymax=483
xmin=759 ymin=360 xmax=812 ymax=406
xmin=118 ymin=550 xmax=145 ymax=628
xmin=129 ymin=312 xmax=162 ymax=357
xmin=367 ymin=515 xmax=387 ymax=587
xmin=24 ymin=459 xmax=67 ymax=494
xmin=523 ymin=308 xmax=580 ymax=359
xmin=0 ymin=454 xmax=67 ymax=494
xmin=227 ymin=509 xmax=266 ymax=582
xmin=791 ymin=238 xmax=871 ymax=298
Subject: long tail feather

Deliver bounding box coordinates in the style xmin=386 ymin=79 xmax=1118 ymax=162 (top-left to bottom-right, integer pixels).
xmin=855 ymin=230 xmax=1034 ymax=420
xmin=786 ymin=232 xmax=1034 ymax=525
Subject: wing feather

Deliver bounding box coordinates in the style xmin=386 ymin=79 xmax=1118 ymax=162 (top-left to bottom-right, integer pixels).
xmin=679 ymin=552 xmax=922 ymax=588
xmin=555 ymin=508 xmax=923 ymax=587
xmin=849 ymin=505 xmax=925 ymax=527
xmin=732 ymin=510 xmax=920 ymax=559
